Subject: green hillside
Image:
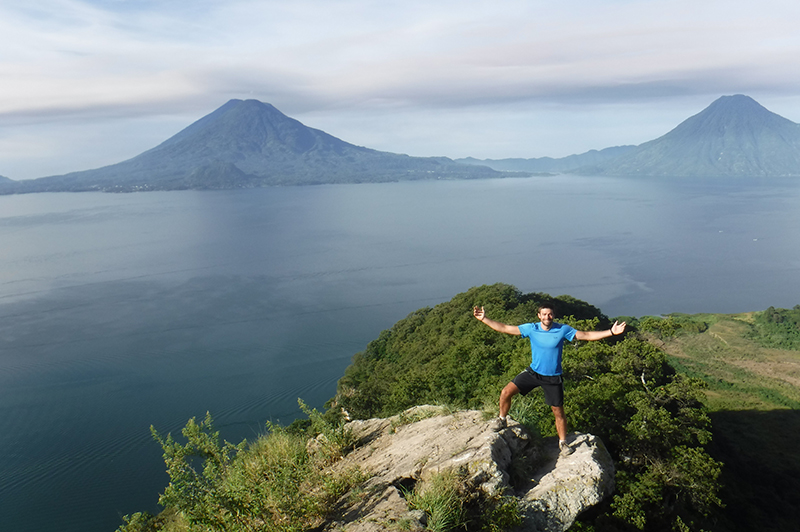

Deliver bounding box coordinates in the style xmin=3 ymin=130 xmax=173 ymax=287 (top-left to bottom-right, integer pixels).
xmin=651 ymin=309 xmax=800 ymax=532
xmin=333 ymin=284 xmax=722 ymax=532
xmin=117 ymin=286 xmax=799 ymax=532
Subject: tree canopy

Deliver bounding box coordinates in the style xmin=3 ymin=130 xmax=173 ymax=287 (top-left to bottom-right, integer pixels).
xmin=746 ymin=305 xmax=800 ymax=350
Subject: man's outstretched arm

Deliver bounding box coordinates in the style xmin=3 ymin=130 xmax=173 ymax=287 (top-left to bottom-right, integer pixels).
xmin=473 ymin=306 xmax=521 ymax=336
xmin=574 ymin=320 xmax=627 ymax=341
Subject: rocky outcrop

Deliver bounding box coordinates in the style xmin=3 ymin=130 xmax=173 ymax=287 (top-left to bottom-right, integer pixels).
xmin=320 ymin=406 xmax=615 ymax=531
xmin=517 ymin=433 xmax=615 ymax=531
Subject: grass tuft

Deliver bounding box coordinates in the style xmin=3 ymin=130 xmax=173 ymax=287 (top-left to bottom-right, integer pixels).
xmin=403 ymin=470 xmax=467 ymax=532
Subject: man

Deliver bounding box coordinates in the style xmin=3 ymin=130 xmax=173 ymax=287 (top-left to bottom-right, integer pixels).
xmin=473 ymin=303 xmax=626 ymax=456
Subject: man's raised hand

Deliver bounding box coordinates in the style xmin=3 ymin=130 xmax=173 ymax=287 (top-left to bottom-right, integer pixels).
xmin=473 ymin=306 xmax=485 ymax=321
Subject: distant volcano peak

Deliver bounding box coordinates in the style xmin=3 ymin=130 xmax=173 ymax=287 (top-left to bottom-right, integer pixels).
xmin=708 ymin=94 xmax=760 ymax=108
xmin=677 ymin=94 xmax=793 ymax=132
xmin=3 ymin=99 xmax=501 ymax=193
xmin=592 ymin=94 xmax=800 ymax=177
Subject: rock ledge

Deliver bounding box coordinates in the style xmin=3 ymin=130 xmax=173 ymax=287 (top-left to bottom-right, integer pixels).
xmin=321 ymin=406 xmax=615 ymax=531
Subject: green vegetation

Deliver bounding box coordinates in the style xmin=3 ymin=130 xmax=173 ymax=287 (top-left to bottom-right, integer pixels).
xmin=334 ymin=284 xmax=609 ymax=419
xmin=402 ymin=470 xmax=522 ymax=532
xmin=635 ymin=315 xmax=709 ymax=338
xmin=120 ymin=401 xmax=525 ymax=532
xmin=403 ymin=471 xmax=468 ymax=532
xmin=744 ymin=305 xmax=800 ymax=350
xmin=118 ymin=403 xmax=365 ymax=532
xmin=653 ymin=309 xmax=800 ymax=532
xmin=333 ymin=284 xmax=722 ymax=531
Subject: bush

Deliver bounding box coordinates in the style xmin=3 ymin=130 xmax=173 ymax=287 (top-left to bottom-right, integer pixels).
xmin=404 ymin=471 xmax=468 ymax=532
xmin=635 ymin=315 xmax=708 ymax=338
xmin=746 ymin=305 xmax=800 ymax=349
xmin=121 ymin=407 xmax=365 ymax=532
xmin=402 ymin=469 xmax=522 ymax=532
xmin=565 ymin=338 xmax=720 ymax=531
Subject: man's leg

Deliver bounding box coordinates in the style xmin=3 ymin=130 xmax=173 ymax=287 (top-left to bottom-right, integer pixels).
xmin=552 ymin=405 xmax=574 ymax=455
xmin=551 ymin=405 xmax=567 ymax=441
xmin=490 ymin=382 xmax=520 ymax=431
xmin=500 ymin=382 xmax=520 ymax=418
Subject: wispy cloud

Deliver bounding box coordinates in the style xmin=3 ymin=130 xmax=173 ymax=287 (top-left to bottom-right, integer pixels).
xmin=2 ymin=0 xmax=800 ymax=178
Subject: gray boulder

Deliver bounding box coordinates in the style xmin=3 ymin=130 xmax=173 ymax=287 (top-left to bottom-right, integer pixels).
xmin=320 ymin=406 xmax=615 ymax=531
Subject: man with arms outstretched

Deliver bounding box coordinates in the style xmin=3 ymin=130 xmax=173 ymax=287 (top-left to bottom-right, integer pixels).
xmin=473 ymin=303 xmax=626 ymax=456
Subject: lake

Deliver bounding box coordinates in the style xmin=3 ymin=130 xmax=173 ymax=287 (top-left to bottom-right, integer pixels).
xmin=1 ymin=175 xmax=799 ymax=532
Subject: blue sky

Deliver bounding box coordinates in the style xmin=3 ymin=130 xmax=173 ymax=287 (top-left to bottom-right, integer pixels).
xmin=2 ymin=0 xmax=800 ymax=179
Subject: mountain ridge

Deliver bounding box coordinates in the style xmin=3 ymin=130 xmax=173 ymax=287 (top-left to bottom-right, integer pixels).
xmin=465 ymin=95 xmax=800 ymax=177
xmin=0 ymin=99 xmax=505 ymax=193
xmin=590 ymin=94 xmax=800 ymax=177
xmin=457 ymin=145 xmax=637 ymax=174
xmin=3 ymin=94 xmax=799 ymax=193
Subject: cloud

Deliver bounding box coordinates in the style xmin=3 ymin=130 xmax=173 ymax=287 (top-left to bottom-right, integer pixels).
xmin=2 ymin=0 xmax=800 ymax=177
xmin=6 ymin=0 xmax=800 ymax=116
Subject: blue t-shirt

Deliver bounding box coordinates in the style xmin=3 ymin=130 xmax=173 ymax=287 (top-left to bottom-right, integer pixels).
xmin=518 ymin=322 xmax=577 ymax=376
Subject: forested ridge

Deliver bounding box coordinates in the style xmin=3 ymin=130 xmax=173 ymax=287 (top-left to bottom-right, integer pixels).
xmin=332 ymin=283 xmax=723 ymax=531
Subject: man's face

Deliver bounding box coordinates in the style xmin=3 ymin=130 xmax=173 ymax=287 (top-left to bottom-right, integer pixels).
xmin=538 ymin=307 xmax=554 ymax=328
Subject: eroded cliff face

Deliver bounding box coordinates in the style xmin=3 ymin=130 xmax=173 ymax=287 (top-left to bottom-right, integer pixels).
xmin=316 ymin=406 xmax=615 ymax=531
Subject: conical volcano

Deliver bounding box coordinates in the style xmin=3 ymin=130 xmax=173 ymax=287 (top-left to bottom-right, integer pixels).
xmin=594 ymin=95 xmax=800 ymax=177
xmin=10 ymin=99 xmax=501 ymax=192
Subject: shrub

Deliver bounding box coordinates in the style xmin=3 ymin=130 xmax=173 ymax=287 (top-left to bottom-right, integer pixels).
xmin=124 ymin=408 xmax=365 ymax=532
xmin=746 ymin=305 xmax=800 ymax=349
xmin=404 ymin=471 xmax=467 ymax=532
xmin=403 ymin=469 xmax=522 ymax=532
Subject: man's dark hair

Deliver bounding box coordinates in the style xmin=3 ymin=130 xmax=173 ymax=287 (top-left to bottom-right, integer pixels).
xmin=538 ymin=301 xmax=557 ymax=314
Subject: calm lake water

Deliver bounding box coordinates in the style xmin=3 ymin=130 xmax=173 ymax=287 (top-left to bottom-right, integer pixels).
xmin=1 ymin=175 xmax=799 ymax=531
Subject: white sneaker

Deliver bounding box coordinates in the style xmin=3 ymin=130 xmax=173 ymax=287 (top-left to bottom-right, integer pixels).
xmin=489 ymin=417 xmax=506 ymax=431
xmin=559 ymin=440 xmax=574 ymax=456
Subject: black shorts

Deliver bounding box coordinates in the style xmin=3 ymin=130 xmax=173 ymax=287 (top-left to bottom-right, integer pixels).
xmin=512 ymin=367 xmax=564 ymax=407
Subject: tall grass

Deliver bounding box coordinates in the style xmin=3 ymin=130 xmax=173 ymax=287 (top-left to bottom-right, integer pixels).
xmin=404 ymin=471 xmax=467 ymax=532
xmin=118 ymin=407 xmax=365 ymax=532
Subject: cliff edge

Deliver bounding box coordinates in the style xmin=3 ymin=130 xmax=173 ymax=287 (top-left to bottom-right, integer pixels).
xmin=316 ymin=406 xmax=615 ymax=531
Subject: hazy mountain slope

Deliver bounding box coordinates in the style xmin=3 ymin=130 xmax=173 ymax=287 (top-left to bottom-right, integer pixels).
xmin=6 ymin=94 xmax=800 ymax=194
xmin=591 ymin=95 xmax=800 ymax=177
xmin=463 ymin=95 xmax=800 ymax=178
xmin=457 ymin=145 xmax=637 ymax=173
xmin=6 ymin=100 xmax=503 ymax=192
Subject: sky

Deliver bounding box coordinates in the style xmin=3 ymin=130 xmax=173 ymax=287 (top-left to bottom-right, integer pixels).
xmin=3 ymin=0 xmax=800 ymax=180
